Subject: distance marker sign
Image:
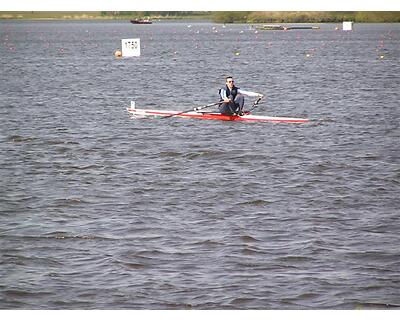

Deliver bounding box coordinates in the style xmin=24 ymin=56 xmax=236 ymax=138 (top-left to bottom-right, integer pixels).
xmin=121 ymin=39 xmax=140 ymax=57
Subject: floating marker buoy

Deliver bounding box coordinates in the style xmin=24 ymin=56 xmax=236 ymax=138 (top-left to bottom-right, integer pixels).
xmin=380 ymin=55 xmax=384 ymax=59
xmin=114 ymin=49 xmax=122 ymax=58
xmin=235 ymin=52 xmax=240 ymax=56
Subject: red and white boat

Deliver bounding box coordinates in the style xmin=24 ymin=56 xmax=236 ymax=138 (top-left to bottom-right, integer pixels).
xmin=126 ymin=107 xmax=309 ymax=123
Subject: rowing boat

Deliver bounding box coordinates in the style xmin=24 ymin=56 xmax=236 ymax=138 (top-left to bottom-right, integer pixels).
xmin=126 ymin=107 xmax=309 ymax=123
xmin=130 ymin=19 xmax=152 ymax=24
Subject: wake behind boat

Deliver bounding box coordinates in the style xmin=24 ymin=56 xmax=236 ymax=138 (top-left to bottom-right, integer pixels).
xmin=126 ymin=106 xmax=309 ymax=123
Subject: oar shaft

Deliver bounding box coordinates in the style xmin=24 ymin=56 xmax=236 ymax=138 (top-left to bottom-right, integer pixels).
xmin=162 ymin=102 xmax=220 ymax=119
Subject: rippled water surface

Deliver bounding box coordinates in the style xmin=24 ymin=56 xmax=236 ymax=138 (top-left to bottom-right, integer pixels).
xmin=1 ymin=21 xmax=399 ymax=309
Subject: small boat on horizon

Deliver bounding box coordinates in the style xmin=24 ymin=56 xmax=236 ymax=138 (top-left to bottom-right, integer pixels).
xmin=130 ymin=19 xmax=153 ymax=24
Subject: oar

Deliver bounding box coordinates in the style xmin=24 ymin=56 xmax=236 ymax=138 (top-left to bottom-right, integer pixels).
xmin=162 ymin=102 xmax=221 ymax=119
xmin=247 ymin=96 xmax=263 ymax=113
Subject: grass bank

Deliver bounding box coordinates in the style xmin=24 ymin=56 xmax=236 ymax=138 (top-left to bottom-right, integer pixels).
xmin=1 ymin=11 xmax=399 ymax=23
xmin=0 ymin=11 xmax=212 ymax=20
xmin=213 ymin=11 xmax=400 ymax=23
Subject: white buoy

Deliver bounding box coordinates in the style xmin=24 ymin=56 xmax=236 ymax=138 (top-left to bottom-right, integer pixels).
xmin=343 ymin=21 xmax=353 ymax=31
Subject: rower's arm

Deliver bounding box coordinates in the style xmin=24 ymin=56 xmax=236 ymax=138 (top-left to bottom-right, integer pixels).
xmin=219 ymin=88 xmax=227 ymax=100
xmin=219 ymin=88 xmax=231 ymax=102
xmin=238 ymin=89 xmax=263 ymax=97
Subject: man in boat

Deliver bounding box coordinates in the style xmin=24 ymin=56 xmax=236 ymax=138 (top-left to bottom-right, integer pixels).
xmin=219 ymin=76 xmax=263 ymax=116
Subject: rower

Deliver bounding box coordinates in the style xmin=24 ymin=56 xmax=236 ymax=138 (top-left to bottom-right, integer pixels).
xmin=219 ymin=76 xmax=263 ymax=115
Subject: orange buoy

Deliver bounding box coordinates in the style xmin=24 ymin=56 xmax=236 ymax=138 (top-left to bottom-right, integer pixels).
xmin=114 ymin=49 xmax=122 ymax=58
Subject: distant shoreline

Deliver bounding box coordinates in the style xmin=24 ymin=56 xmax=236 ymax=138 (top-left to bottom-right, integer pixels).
xmin=1 ymin=11 xmax=400 ymax=23
xmin=0 ymin=12 xmax=212 ymax=21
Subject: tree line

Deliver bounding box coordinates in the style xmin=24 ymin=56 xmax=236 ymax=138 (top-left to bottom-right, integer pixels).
xmin=2 ymin=11 xmax=400 ymax=22
xmin=212 ymin=11 xmax=400 ymax=23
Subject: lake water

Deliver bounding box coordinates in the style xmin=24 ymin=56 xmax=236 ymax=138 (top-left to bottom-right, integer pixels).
xmin=0 ymin=20 xmax=399 ymax=309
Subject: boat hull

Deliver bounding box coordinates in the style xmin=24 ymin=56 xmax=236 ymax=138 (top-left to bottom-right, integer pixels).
xmin=127 ymin=108 xmax=309 ymax=123
xmin=130 ymin=19 xmax=152 ymax=24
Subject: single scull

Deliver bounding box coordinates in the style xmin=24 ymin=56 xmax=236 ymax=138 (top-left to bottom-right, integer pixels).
xmin=126 ymin=107 xmax=309 ymax=123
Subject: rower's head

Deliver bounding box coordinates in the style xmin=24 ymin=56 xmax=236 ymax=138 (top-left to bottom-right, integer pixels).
xmin=226 ymin=76 xmax=234 ymax=89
